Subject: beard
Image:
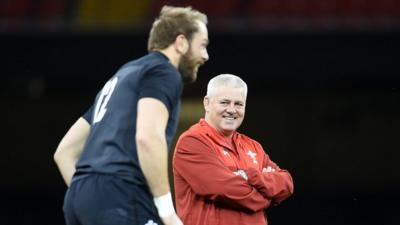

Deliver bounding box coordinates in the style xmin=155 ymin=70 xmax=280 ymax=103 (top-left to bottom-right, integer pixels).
xmin=178 ymin=49 xmax=203 ymax=84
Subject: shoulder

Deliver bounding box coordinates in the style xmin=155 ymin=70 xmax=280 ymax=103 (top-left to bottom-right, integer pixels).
xmin=149 ymin=62 xmax=180 ymax=81
xmin=143 ymin=52 xmax=180 ymax=79
xmin=177 ymin=122 xmax=210 ymax=145
xmin=237 ymin=133 xmax=264 ymax=150
xmin=123 ymin=52 xmax=180 ymax=81
xmin=237 ymin=132 xmax=256 ymax=143
xmin=180 ymin=122 xmax=204 ymax=139
xmin=175 ymin=128 xmax=215 ymax=156
xmin=133 ymin=53 xmax=182 ymax=101
xmin=138 ymin=61 xmax=182 ymax=94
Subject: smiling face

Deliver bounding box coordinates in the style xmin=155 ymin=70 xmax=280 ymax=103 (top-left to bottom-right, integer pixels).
xmin=178 ymin=20 xmax=209 ymax=84
xmin=204 ymin=86 xmax=246 ymax=137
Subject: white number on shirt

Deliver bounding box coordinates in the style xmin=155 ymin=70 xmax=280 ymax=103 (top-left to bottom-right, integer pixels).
xmin=93 ymin=77 xmax=118 ymax=123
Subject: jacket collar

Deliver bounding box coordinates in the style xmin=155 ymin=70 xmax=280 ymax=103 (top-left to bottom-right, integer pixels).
xmin=198 ymin=118 xmax=241 ymax=151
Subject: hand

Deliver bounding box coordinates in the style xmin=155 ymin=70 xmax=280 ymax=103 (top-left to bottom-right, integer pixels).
xmin=233 ymin=169 xmax=248 ymax=180
xmin=160 ymin=213 xmax=184 ymax=225
xmin=262 ymin=166 xmax=276 ymax=173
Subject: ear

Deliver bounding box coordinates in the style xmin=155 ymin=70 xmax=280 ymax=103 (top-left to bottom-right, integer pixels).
xmin=203 ymin=96 xmax=210 ymax=112
xmin=175 ymin=34 xmax=189 ymax=55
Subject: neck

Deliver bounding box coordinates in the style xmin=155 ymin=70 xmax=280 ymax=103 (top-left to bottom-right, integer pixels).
xmin=221 ymin=131 xmax=234 ymax=139
xmin=158 ymin=48 xmax=180 ymax=68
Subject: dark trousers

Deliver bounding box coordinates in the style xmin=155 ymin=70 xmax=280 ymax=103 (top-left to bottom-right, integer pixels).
xmin=63 ymin=174 xmax=162 ymax=225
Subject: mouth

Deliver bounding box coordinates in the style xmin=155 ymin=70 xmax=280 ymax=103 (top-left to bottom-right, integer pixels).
xmin=223 ymin=115 xmax=237 ymax=120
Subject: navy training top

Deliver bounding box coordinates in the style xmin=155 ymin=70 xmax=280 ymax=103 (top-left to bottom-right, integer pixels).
xmin=73 ymin=51 xmax=183 ymax=185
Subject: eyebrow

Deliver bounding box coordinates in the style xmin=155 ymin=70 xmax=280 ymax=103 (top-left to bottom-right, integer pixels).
xmin=219 ymin=99 xmax=243 ymax=103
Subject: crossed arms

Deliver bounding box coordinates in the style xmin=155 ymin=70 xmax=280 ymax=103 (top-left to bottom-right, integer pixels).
xmin=173 ymin=135 xmax=294 ymax=212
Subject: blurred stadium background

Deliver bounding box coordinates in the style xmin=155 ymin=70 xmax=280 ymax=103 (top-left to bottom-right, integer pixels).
xmin=1 ymin=0 xmax=400 ymax=224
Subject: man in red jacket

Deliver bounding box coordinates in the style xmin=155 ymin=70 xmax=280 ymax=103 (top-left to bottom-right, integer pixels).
xmin=173 ymin=74 xmax=294 ymax=225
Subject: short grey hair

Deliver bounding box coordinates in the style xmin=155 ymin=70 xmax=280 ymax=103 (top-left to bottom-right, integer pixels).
xmin=206 ymin=74 xmax=248 ymax=97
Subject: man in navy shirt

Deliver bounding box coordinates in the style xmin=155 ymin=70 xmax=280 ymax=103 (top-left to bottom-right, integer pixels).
xmin=54 ymin=6 xmax=209 ymax=225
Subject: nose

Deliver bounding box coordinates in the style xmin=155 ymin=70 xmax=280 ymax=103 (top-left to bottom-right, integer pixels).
xmin=226 ymin=103 xmax=236 ymax=113
xmin=202 ymin=49 xmax=209 ymax=62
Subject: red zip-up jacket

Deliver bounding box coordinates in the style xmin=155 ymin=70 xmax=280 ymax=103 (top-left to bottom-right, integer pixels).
xmin=173 ymin=119 xmax=294 ymax=225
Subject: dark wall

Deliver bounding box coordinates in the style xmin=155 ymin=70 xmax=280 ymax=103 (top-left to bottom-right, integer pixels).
xmin=1 ymin=32 xmax=399 ymax=225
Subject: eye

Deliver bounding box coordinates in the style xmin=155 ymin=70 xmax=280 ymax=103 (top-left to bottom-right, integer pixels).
xmin=220 ymin=101 xmax=229 ymax=105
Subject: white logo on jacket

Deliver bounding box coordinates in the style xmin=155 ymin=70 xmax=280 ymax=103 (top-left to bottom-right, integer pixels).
xmin=247 ymin=150 xmax=258 ymax=164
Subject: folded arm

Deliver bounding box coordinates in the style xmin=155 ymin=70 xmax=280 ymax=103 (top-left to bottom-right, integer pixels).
xmin=246 ymin=155 xmax=294 ymax=205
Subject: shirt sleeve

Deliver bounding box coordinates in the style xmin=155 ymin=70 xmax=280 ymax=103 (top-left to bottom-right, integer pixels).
xmin=138 ymin=64 xmax=182 ymax=114
xmin=81 ymin=106 xmax=93 ymax=124
xmin=245 ymin=150 xmax=294 ymax=206
xmin=173 ymin=135 xmax=271 ymax=212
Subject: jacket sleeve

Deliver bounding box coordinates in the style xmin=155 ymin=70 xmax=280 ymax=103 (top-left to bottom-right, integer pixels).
xmin=246 ymin=153 xmax=294 ymax=205
xmin=173 ymin=135 xmax=271 ymax=212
